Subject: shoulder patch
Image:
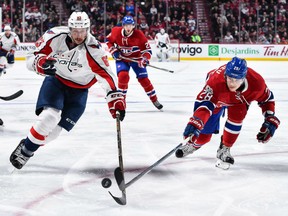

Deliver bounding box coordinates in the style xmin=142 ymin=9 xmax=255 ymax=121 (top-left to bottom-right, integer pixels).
xmin=46 ymin=29 xmax=55 ymax=34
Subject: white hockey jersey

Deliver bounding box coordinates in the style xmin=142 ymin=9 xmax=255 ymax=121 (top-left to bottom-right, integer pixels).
xmin=0 ymin=31 xmax=20 ymax=52
xmin=27 ymin=26 xmax=118 ymax=92
xmin=154 ymin=32 xmax=170 ymax=48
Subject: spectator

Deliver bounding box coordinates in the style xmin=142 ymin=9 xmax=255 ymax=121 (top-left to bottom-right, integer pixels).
xmin=224 ymin=31 xmax=234 ymax=43
xmin=191 ymin=31 xmax=202 ymax=43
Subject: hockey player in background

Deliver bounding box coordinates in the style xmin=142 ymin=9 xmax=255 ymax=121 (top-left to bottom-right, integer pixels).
xmin=0 ymin=25 xmax=20 ymax=75
xmin=175 ymin=57 xmax=280 ymax=169
xmin=10 ymin=11 xmax=126 ymax=169
xmin=154 ymin=28 xmax=171 ymax=62
xmin=106 ymin=15 xmax=163 ymax=110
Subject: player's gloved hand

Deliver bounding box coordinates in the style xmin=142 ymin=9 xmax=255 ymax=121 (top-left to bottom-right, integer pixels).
xmin=183 ymin=117 xmax=204 ymax=143
xmin=36 ymin=55 xmax=57 ymax=76
xmin=110 ymin=46 xmax=121 ymax=61
xmin=257 ymin=115 xmax=280 ymax=143
xmin=106 ymin=90 xmax=126 ymax=121
xmin=137 ymin=57 xmax=149 ymax=68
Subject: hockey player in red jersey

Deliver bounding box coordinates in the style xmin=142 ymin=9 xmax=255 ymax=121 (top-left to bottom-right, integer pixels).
xmin=175 ymin=57 xmax=280 ymax=169
xmin=106 ymin=15 xmax=163 ymax=110
xmin=10 ymin=12 xmax=126 ymax=169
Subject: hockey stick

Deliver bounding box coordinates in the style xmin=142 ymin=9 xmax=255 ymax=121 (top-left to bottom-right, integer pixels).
xmin=108 ymin=112 xmax=127 ymax=205
xmin=113 ymin=143 xmax=183 ymax=192
xmin=0 ymin=90 xmax=23 ymax=101
xmin=120 ymin=56 xmax=174 ymax=73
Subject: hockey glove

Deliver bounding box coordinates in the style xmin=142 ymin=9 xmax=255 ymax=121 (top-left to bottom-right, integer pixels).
xmin=106 ymin=91 xmax=126 ymax=121
xmin=137 ymin=57 xmax=149 ymax=68
xmin=183 ymin=117 xmax=204 ymax=143
xmin=109 ymin=46 xmax=121 ymax=61
xmin=257 ymin=115 xmax=280 ymax=143
xmin=36 ymin=55 xmax=57 ymax=76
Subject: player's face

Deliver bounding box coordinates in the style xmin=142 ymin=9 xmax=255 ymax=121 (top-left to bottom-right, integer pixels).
xmin=123 ymin=24 xmax=134 ymax=35
xmin=5 ymin=30 xmax=11 ymax=37
xmin=226 ymin=76 xmax=244 ymax=92
xmin=70 ymin=28 xmax=87 ymax=44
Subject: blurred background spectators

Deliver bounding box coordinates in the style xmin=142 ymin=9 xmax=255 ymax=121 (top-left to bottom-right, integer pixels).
xmin=0 ymin=0 xmax=287 ymax=44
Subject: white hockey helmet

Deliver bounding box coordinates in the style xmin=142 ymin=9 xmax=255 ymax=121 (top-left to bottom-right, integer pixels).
xmin=4 ymin=25 xmax=11 ymax=31
xmin=68 ymin=11 xmax=90 ymax=29
xmin=160 ymin=28 xmax=165 ymax=34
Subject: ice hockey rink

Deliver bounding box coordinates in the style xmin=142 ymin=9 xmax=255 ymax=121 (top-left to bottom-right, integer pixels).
xmin=0 ymin=59 xmax=287 ymax=216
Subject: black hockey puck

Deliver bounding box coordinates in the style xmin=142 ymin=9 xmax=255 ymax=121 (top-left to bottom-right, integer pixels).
xmin=101 ymin=178 xmax=112 ymax=188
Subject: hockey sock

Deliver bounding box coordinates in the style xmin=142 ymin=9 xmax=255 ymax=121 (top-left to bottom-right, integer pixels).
xmin=138 ymin=77 xmax=157 ymax=102
xmin=222 ymin=120 xmax=243 ymax=147
xmin=118 ymin=71 xmax=129 ymax=97
xmin=28 ymin=107 xmax=61 ymax=145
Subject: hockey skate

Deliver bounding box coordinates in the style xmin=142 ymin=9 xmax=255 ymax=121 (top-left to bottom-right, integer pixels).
xmin=10 ymin=139 xmax=33 ymax=169
xmin=175 ymin=143 xmax=199 ymax=158
xmin=215 ymin=141 xmax=234 ymax=170
xmin=0 ymin=118 xmax=3 ymax=126
xmin=153 ymin=100 xmax=163 ymax=110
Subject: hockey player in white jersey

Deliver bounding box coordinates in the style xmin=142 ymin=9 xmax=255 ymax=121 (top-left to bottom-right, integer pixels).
xmin=0 ymin=25 xmax=20 ymax=75
xmin=154 ymin=28 xmax=170 ymax=62
xmin=10 ymin=11 xmax=126 ymax=169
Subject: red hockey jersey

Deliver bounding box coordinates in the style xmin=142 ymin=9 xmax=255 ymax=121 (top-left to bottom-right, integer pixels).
xmin=194 ymin=64 xmax=275 ymax=124
xmin=106 ymin=27 xmax=152 ymax=60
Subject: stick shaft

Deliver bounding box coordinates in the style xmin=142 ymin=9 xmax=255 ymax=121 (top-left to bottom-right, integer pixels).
xmin=119 ymin=56 xmax=174 ymax=73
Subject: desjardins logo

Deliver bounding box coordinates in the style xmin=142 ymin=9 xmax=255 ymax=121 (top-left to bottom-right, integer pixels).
xmin=208 ymin=45 xmax=219 ymax=56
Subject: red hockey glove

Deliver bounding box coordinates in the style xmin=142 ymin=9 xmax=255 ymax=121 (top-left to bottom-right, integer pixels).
xmin=257 ymin=115 xmax=280 ymax=143
xmin=36 ymin=55 xmax=57 ymax=76
xmin=106 ymin=91 xmax=126 ymax=121
xmin=137 ymin=57 xmax=149 ymax=68
xmin=109 ymin=46 xmax=121 ymax=61
xmin=183 ymin=117 xmax=204 ymax=143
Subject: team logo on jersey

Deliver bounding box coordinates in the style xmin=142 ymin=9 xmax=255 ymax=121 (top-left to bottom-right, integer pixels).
xmin=119 ymin=46 xmax=139 ymax=56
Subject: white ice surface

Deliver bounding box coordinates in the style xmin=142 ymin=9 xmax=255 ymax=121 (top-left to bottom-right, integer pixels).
xmin=0 ymin=60 xmax=287 ymax=216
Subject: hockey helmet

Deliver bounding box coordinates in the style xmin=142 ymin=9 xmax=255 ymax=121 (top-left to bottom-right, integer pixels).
xmin=122 ymin=15 xmax=135 ymax=25
xmin=68 ymin=11 xmax=90 ymax=29
xmin=160 ymin=28 xmax=165 ymax=34
xmin=4 ymin=25 xmax=11 ymax=31
xmin=225 ymin=57 xmax=247 ymax=79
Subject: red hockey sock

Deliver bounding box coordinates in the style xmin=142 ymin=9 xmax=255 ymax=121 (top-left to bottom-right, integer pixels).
xmin=118 ymin=71 xmax=129 ymax=96
xmin=138 ymin=77 xmax=157 ymax=102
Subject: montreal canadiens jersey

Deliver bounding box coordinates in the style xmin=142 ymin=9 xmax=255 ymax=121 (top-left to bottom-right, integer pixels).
xmin=193 ymin=64 xmax=275 ymax=124
xmin=106 ymin=27 xmax=152 ymax=60
xmin=0 ymin=31 xmax=20 ymax=52
xmin=26 ymin=26 xmax=117 ymax=91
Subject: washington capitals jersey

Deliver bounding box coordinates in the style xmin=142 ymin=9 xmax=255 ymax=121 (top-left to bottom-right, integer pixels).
xmin=26 ymin=26 xmax=117 ymax=92
xmin=106 ymin=27 xmax=152 ymax=60
xmin=193 ymin=64 xmax=275 ymax=124
xmin=0 ymin=31 xmax=20 ymax=52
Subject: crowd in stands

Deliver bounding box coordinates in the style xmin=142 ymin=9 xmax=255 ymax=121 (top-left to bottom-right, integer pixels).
xmin=1 ymin=0 xmax=59 ymax=42
xmin=208 ymin=0 xmax=288 ymax=44
xmin=1 ymin=0 xmax=287 ymax=44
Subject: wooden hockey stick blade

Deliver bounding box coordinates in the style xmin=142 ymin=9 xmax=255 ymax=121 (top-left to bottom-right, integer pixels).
xmin=114 ymin=143 xmax=183 ymax=191
xmin=108 ymin=191 xmax=127 ymax=205
xmin=0 ymin=90 xmax=23 ymax=101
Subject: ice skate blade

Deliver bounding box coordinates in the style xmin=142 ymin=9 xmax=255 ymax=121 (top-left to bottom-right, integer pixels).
xmin=215 ymin=159 xmax=231 ymax=170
